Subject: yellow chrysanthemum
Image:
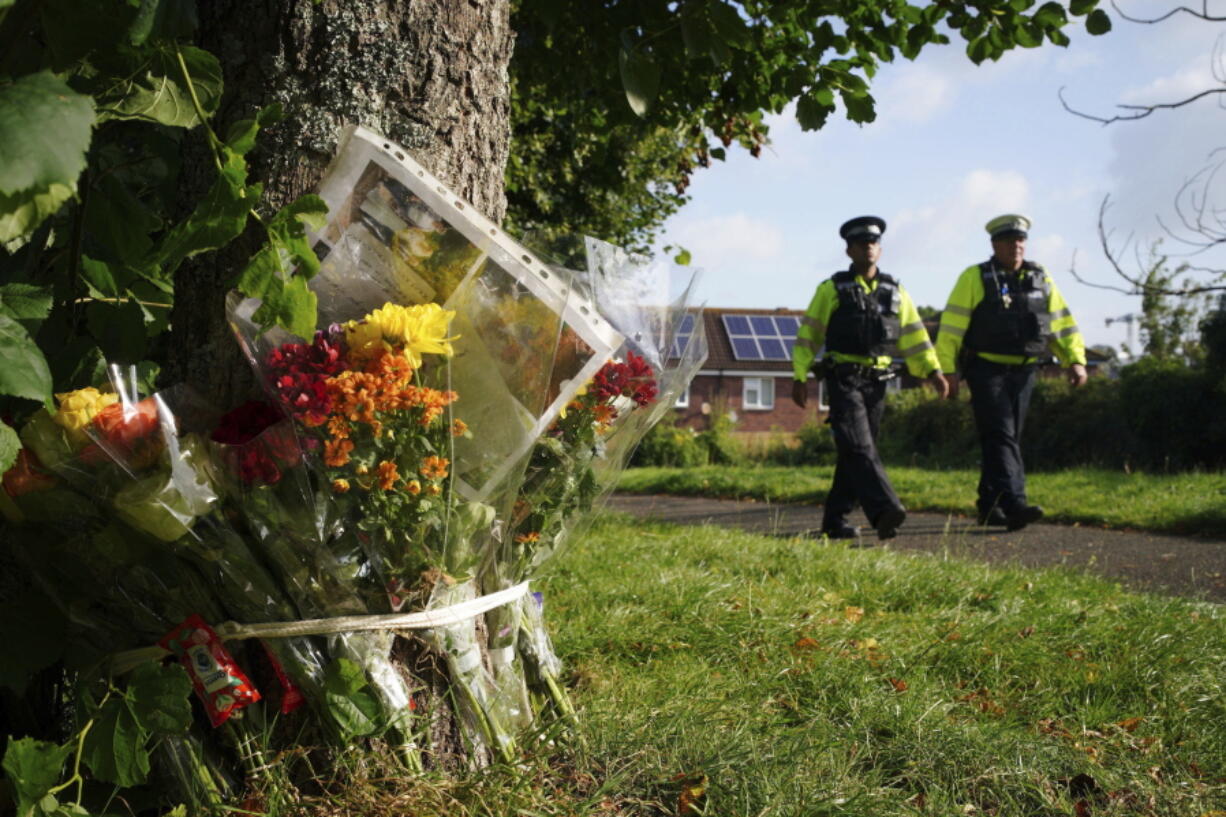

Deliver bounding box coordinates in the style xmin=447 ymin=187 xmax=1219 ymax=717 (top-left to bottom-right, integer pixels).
xmin=361 ymin=303 xmax=458 ymax=368
xmin=343 ymin=319 xmax=389 ymax=363
xmin=53 ymin=388 xmax=119 ymax=444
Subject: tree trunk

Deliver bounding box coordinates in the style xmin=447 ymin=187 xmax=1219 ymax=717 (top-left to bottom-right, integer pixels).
xmin=167 ymin=0 xmax=515 ymax=767
xmin=168 ymin=0 xmax=514 ymax=402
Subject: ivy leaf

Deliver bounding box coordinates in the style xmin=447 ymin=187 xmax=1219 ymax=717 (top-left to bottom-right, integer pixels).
xmin=82 ymin=695 xmax=152 ymax=787
xmin=619 ymin=46 xmax=661 ymax=116
xmin=90 ymin=45 xmax=223 ymax=128
xmin=0 ymin=585 xmax=68 ymax=693
xmin=0 ymin=313 xmax=52 ymax=404
xmin=127 ymin=662 xmax=193 ymax=734
xmin=155 ymin=150 xmax=258 ymax=273
xmin=0 ymin=72 xmax=94 ymax=195
xmin=1 ymin=737 xmax=73 ymax=816
xmin=0 ymin=283 xmax=54 ymax=333
xmin=1085 ymin=9 xmax=1111 ymax=34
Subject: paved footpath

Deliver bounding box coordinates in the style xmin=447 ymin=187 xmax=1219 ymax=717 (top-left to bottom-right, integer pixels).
xmin=607 ymin=494 xmax=1226 ymax=603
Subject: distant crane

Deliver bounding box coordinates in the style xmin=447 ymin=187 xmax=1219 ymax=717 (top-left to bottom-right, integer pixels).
xmin=1105 ymin=313 xmax=1140 ymax=350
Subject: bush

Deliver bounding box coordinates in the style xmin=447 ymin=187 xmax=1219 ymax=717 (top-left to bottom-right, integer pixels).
xmin=696 ymin=413 xmax=742 ymax=465
xmin=632 ymin=414 xmax=707 ymax=467
xmin=1023 ymin=377 xmax=1131 ymax=469
xmin=877 ymin=388 xmax=978 ymax=467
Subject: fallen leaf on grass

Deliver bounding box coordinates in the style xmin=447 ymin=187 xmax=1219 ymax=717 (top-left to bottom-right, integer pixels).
xmin=1074 ymin=800 xmax=1091 ymax=817
xmin=844 ymin=606 xmax=864 ymax=623
xmin=673 ymin=772 xmax=708 ymax=816
xmin=1116 ymin=717 xmax=1144 ymax=732
xmin=888 ymin=677 xmax=908 ymax=692
xmin=792 ymin=637 xmax=821 ymax=651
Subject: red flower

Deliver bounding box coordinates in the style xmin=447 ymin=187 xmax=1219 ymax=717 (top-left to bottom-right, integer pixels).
xmin=265 ymin=332 xmax=347 ymax=423
xmin=212 ymin=403 xmax=301 ymax=486
xmin=591 ymin=351 xmax=658 ymax=407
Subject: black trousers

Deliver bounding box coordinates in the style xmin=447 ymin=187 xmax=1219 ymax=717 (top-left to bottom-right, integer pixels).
xmin=822 ymin=365 xmax=902 ymax=529
xmin=964 ymin=357 xmax=1036 ymax=515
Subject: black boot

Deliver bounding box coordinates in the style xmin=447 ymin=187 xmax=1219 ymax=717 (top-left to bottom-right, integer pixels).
xmin=1005 ymin=505 xmax=1044 ymax=531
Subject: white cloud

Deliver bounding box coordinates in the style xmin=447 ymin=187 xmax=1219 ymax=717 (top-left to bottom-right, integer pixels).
xmin=670 ymin=213 xmax=785 ymax=265
xmin=873 ymin=63 xmax=955 ymax=125
xmin=1120 ymin=60 xmax=1219 ymax=105
xmin=960 ymin=169 xmax=1031 ymax=213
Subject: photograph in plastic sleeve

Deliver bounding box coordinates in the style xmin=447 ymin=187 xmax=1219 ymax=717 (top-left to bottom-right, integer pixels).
xmin=304 ymin=126 xmax=623 ymax=499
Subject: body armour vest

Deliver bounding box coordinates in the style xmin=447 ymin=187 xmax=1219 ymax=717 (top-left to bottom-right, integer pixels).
xmin=965 ymin=260 xmax=1052 ymax=357
xmin=824 ymin=271 xmax=902 ymax=357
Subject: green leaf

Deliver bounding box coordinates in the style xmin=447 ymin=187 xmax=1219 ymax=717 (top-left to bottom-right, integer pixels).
xmin=84 ymin=174 xmax=162 ymax=265
xmin=795 ymin=92 xmax=832 ymax=131
xmin=86 ymin=299 xmax=148 ymax=363
xmin=0 ymin=585 xmax=68 ymax=693
xmin=155 ymin=150 xmax=256 ymax=272
xmin=0 ymin=183 xmax=75 ymax=245
xmin=128 ymin=0 xmax=198 ymax=45
xmin=1033 ymin=1 xmax=1068 ymax=29
xmin=841 ymin=91 xmax=876 ymax=124
xmin=82 ymin=695 xmax=151 ymax=787
xmin=0 ymin=72 xmax=94 ymax=195
xmin=0 ymin=419 xmax=18 ymax=476
xmin=618 ymin=46 xmax=661 ymax=116
xmin=127 ymin=662 xmax=193 ymax=734
xmin=1069 ymin=0 xmax=1097 ymax=14
xmin=0 ymin=283 xmax=54 ymax=333
xmin=1085 ymin=9 xmax=1111 ymax=34
xmin=251 ymin=275 xmax=318 ymax=340
xmin=680 ymin=15 xmax=714 ymax=60
xmin=709 ymin=147 xmax=725 ymax=161
xmin=39 ymin=0 xmax=137 ymax=69
xmin=90 ymin=45 xmax=223 ymax=128
xmin=79 ymin=256 xmax=121 ymax=299
xmin=2 ymin=737 xmax=73 ymax=816
xmin=223 ymin=104 xmax=284 ymax=155
xmin=0 ymin=313 xmax=52 ymax=404
xmin=1048 ymin=27 xmax=1070 ymax=46
xmin=708 ymin=1 xmax=752 ymax=49
xmin=324 ymin=658 xmax=380 ymax=737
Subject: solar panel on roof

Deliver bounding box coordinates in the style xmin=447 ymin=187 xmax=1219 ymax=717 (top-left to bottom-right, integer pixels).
xmin=669 ymin=312 xmax=697 ymax=359
xmin=722 ymin=313 xmax=801 ymax=361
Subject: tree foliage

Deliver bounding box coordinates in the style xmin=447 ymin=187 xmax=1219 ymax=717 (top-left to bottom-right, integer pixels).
xmin=506 ymin=0 xmax=1112 ymax=253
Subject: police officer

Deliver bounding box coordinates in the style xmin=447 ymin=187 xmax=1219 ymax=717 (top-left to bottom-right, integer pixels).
xmin=792 ymin=216 xmax=949 ymax=541
xmin=935 ymin=214 xmax=1087 ymax=530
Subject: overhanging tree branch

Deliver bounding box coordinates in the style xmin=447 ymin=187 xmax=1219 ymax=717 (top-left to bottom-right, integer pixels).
xmin=1111 ymin=0 xmax=1226 ymax=24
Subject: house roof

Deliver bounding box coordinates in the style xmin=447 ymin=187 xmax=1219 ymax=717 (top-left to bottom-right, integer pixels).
xmin=698 ymin=306 xmax=804 ymax=372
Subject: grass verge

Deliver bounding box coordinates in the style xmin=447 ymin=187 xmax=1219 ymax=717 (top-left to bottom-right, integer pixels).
xmin=539 ymin=514 xmax=1226 ymax=816
xmin=617 ymin=466 xmax=1226 ymax=536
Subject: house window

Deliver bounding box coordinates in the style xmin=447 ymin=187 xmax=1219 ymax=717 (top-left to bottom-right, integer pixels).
xmin=675 ymin=384 xmax=690 ymax=409
xmin=742 ymin=376 xmax=775 ymax=410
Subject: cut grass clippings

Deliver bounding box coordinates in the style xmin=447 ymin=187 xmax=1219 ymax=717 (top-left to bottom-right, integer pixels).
xmin=540 ymin=514 xmax=1226 ymax=816
xmin=617 ymin=465 xmax=1226 ymax=537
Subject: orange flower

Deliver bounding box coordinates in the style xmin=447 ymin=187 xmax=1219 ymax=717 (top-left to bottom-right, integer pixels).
xmin=515 ymin=532 xmax=541 ymax=544
xmin=425 ymin=483 xmax=441 ymax=496
xmin=376 ymin=460 xmax=399 ymax=491
xmin=331 ymin=478 xmax=350 ymax=494
xmin=324 ymin=438 xmax=354 ymax=467
xmin=405 ymin=479 xmax=421 ymax=495
xmin=593 ymin=404 xmax=618 ymax=425
xmin=451 ymin=419 xmax=468 ymax=437
xmin=328 ymin=415 xmax=350 ymax=439
xmin=419 ymin=455 xmax=449 ymax=480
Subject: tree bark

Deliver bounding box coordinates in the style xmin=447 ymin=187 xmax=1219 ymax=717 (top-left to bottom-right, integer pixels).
xmin=168 ymin=0 xmax=514 ymax=402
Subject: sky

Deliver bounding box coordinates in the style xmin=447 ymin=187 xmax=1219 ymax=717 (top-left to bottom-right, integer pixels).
xmin=655 ymin=2 xmax=1226 ymax=352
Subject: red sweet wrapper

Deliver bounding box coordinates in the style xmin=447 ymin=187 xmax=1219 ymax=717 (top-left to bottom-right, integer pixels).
xmin=160 ymin=615 xmax=261 ymax=727
xmin=260 ymin=640 xmax=305 ymax=714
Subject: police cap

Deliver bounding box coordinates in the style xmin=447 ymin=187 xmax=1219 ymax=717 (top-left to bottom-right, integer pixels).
xmin=985 ymin=213 xmax=1031 ymax=240
xmin=839 ymin=215 xmax=886 ymax=243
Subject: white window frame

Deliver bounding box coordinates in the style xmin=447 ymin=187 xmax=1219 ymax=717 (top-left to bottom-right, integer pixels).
xmin=742 ymin=376 xmax=775 ymax=410
xmin=674 ymin=384 xmax=690 ymax=409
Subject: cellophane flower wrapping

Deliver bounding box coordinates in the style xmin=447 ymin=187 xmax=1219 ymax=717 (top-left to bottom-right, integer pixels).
xmin=485 ymin=235 xmax=709 ymax=715
xmin=73 ymin=370 xmax=334 ymax=718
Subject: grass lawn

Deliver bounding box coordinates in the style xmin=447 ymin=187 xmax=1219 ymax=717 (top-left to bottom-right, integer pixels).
xmin=534 ymin=514 xmax=1226 ymax=816
xmin=617 ymin=466 xmax=1226 ymax=536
